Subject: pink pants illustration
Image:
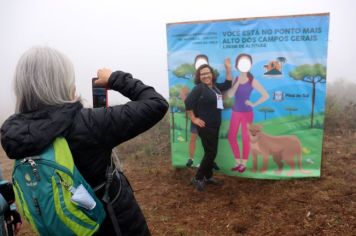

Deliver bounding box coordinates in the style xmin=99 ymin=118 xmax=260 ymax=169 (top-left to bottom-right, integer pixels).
xmin=228 ymin=111 xmax=254 ymax=161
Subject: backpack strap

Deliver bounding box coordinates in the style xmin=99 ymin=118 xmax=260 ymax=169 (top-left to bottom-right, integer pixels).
xmin=101 ymin=152 xmax=122 ymax=236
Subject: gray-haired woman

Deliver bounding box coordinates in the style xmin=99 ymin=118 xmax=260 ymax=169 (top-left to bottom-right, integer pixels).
xmin=1 ymin=46 xmax=168 ymax=235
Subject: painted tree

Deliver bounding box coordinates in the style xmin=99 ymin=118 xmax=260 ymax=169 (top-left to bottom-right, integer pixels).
xmin=179 ymin=86 xmax=191 ymax=141
xmin=173 ymin=63 xmax=220 ymax=81
xmin=169 ymin=85 xmax=186 ymax=142
xmin=289 ymin=64 xmax=326 ymax=128
xmin=285 ymin=106 xmax=298 ymax=115
xmin=258 ymin=107 xmax=275 ymax=120
xmin=276 ymin=57 xmax=287 ymax=71
xmin=173 ymin=64 xmax=195 ymax=80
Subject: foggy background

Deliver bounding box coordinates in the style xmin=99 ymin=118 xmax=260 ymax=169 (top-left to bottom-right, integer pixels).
xmin=0 ymin=0 xmax=355 ymax=124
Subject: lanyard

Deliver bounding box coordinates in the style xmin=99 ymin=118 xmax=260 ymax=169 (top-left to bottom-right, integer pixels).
xmin=208 ymin=86 xmax=224 ymax=110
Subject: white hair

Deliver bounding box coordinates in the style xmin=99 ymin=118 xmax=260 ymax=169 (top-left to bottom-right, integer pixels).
xmin=14 ymin=46 xmax=80 ymax=112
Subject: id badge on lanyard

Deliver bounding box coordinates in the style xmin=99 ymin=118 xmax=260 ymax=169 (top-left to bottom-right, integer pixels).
xmin=211 ymin=86 xmax=224 ymax=110
xmin=216 ymin=94 xmax=224 ymax=109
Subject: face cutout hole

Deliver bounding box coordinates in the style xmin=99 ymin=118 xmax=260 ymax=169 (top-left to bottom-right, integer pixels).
xmin=237 ymin=56 xmax=252 ymax=72
xmin=195 ymin=56 xmax=209 ymax=69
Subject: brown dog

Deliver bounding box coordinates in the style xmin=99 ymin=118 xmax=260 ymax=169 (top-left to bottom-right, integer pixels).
xmin=248 ymin=124 xmax=311 ymax=176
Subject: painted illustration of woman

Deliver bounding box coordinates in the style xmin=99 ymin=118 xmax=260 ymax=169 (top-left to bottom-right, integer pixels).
xmin=225 ymin=54 xmax=269 ymax=172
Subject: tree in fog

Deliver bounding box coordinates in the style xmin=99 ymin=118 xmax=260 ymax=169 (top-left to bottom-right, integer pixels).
xmin=289 ymin=64 xmax=326 ymax=128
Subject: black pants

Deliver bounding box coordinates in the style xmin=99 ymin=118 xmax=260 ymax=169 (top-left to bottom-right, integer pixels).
xmin=96 ymin=172 xmax=150 ymax=236
xmin=196 ymin=126 xmax=220 ymax=180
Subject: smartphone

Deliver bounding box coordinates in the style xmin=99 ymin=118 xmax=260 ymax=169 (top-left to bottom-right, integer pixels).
xmin=92 ymin=78 xmax=108 ymax=108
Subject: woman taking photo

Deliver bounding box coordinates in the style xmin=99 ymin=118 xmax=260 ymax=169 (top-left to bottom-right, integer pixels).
xmin=1 ymin=46 xmax=168 ymax=235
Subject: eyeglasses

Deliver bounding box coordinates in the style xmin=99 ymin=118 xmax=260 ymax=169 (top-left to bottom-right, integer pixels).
xmin=200 ymin=72 xmax=212 ymax=76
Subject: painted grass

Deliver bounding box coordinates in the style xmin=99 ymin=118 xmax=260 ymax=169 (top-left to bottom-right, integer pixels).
xmin=170 ymin=112 xmax=325 ymax=179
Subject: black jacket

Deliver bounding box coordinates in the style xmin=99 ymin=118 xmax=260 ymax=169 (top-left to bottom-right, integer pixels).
xmin=185 ymin=81 xmax=231 ymax=128
xmin=1 ymin=71 xmax=167 ymax=235
xmin=1 ymin=70 xmax=169 ymax=189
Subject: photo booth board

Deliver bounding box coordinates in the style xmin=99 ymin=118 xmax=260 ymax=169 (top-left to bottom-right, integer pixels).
xmin=166 ymin=13 xmax=329 ymax=179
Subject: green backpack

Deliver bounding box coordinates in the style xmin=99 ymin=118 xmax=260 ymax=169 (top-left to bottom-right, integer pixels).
xmin=12 ymin=137 xmax=106 ymax=236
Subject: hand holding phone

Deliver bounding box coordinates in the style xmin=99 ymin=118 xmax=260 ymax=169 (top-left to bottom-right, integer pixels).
xmin=92 ymin=77 xmax=108 ymax=108
xmin=96 ymin=68 xmax=112 ymax=87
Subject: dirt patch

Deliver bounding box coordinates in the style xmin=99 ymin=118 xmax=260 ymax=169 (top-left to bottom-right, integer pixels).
xmin=1 ymin=119 xmax=355 ymax=235
xmin=124 ymin=134 xmax=356 ymax=236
